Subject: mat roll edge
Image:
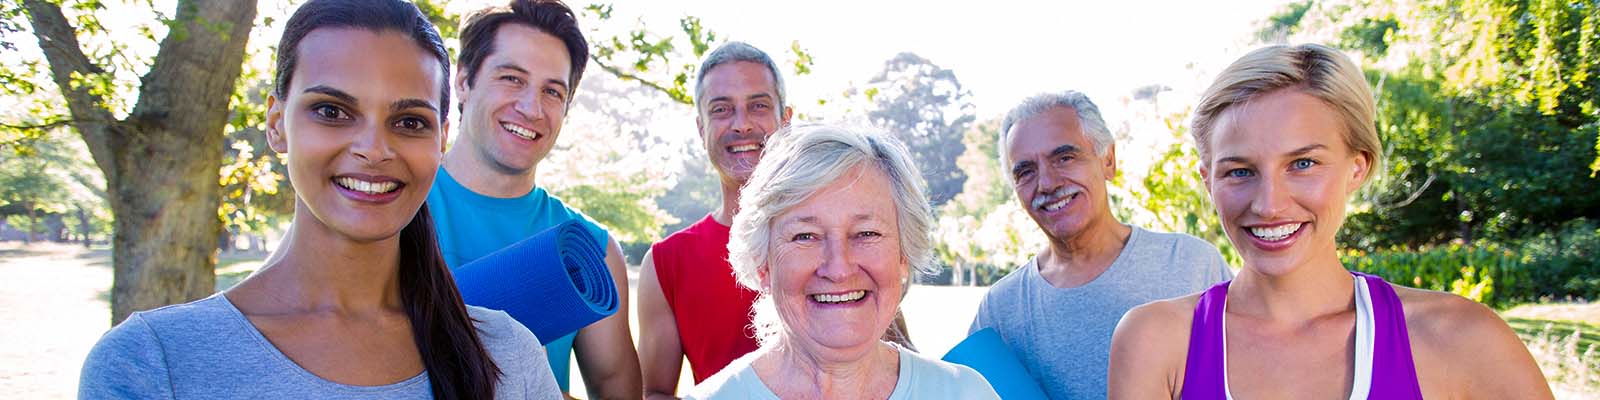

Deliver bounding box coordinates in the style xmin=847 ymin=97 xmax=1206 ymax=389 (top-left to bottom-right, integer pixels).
xmin=452 ymin=220 xmax=618 ymax=345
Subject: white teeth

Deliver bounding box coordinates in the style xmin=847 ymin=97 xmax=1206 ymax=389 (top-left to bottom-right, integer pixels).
xmin=1249 ymin=223 xmax=1302 ymax=241
xmin=811 ymin=290 xmax=866 ymax=304
xmin=729 ymin=144 xmax=761 ymax=153
xmin=335 ymin=177 xmax=398 ymax=194
xmin=501 ymin=122 xmax=538 ymax=141
xmin=1041 ymin=197 xmax=1069 ymax=212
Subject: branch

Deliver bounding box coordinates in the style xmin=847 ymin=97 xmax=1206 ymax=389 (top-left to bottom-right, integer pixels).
xmin=1374 ymin=173 xmax=1437 ymax=210
xmin=591 ymin=55 xmax=693 ymax=105
xmin=129 ymin=0 xmax=256 ymax=127
xmin=1 ymin=119 xmax=75 ymax=132
xmin=21 ymin=0 xmax=118 ymax=179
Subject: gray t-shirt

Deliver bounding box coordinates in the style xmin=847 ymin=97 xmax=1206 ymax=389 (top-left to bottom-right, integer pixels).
xmin=685 ymin=342 xmax=1000 ymax=399
xmin=79 ymin=294 xmax=561 ymax=399
xmin=969 ymin=226 xmax=1232 ymax=400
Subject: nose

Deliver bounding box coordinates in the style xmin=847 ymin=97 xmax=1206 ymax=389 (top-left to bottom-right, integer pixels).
xmin=1250 ymin=172 xmax=1292 ymax=218
xmin=731 ymin=109 xmax=757 ymax=135
xmin=350 ymin=122 xmax=395 ymax=164
xmin=1036 ymin=165 xmax=1062 ymax=198
xmin=816 ymin=235 xmax=858 ymax=282
xmin=514 ymin=90 xmax=542 ymax=120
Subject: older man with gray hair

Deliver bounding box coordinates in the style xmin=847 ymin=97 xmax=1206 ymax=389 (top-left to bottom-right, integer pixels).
xmin=969 ymin=91 xmax=1233 ymax=399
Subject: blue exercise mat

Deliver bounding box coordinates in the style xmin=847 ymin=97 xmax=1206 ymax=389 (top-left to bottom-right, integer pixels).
xmin=942 ymin=327 xmax=1049 ymax=400
xmin=452 ymin=220 xmax=617 ymax=345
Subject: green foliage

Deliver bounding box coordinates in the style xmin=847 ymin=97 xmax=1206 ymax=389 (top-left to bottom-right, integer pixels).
xmin=865 ymin=52 xmax=974 ymax=207
xmin=1137 ymin=113 xmax=1239 ymax=265
xmin=583 ymin=4 xmax=813 ymax=106
xmin=1256 ymin=0 xmax=1314 ymax=43
xmin=1338 ymin=16 xmax=1399 ymax=57
xmin=555 ymin=171 xmax=675 ymax=244
xmin=1343 ymin=244 xmax=1522 ymax=308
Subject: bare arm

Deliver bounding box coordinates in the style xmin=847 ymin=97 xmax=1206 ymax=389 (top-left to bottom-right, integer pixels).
xmin=572 ymin=237 xmax=643 ymax=399
xmin=637 ymin=249 xmax=687 ymax=400
xmin=1108 ymin=300 xmax=1188 ymax=400
xmin=1407 ymin=290 xmax=1553 ymax=399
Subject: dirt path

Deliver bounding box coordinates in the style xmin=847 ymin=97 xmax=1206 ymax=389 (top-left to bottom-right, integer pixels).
xmin=0 ymin=243 xmax=113 ymax=399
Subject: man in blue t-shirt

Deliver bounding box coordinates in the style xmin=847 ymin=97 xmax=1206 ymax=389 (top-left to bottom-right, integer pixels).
xmin=429 ymin=1 xmax=640 ymax=398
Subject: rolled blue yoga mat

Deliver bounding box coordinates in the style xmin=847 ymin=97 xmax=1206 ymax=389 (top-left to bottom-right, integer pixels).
xmin=452 ymin=220 xmax=618 ymax=345
xmin=943 ymin=327 xmax=1049 ymax=400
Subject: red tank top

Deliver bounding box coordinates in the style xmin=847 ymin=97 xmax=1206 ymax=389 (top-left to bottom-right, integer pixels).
xmin=650 ymin=214 xmax=761 ymax=383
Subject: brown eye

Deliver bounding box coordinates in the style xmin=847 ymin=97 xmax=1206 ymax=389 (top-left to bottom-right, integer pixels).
xmin=312 ymin=104 xmax=348 ymax=121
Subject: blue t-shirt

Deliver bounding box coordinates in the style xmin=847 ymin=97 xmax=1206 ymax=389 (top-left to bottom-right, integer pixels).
xmin=428 ymin=167 xmax=611 ymax=392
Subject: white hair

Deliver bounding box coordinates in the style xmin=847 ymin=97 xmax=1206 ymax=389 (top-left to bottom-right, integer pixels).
xmin=998 ymin=90 xmax=1113 ymax=173
xmin=726 ymin=123 xmax=936 ymax=346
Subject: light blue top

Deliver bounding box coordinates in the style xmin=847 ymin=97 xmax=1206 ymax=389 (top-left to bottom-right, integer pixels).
xmin=428 ymin=166 xmax=612 ymax=392
xmin=685 ymin=342 xmax=1000 ymax=399
xmin=78 ymin=294 xmax=560 ymax=399
xmin=969 ymin=226 xmax=1234 ymax=400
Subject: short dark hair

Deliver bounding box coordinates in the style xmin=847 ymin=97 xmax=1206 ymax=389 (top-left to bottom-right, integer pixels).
xmin=457 ymin=0 xmax=589 ymax=102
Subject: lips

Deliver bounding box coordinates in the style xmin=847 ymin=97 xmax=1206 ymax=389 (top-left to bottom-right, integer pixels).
xmin=332 ymin=174 xmax=404 ymax=203
xmin=727 ymin=142 xmax=762 ymax=154
xmin=501 ymin=121 xmax=540 ymax=142
xmin=1249 ymin=223 xmax=1303 ymax=241
xmin=1032 ymin=187 xmax=1083 ymax=213
xmin=810 ymin=290 xmax=868 ymax=304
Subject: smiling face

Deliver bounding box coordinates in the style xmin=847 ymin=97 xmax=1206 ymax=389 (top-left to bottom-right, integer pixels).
xmin=1005 ymin=106 xmax=1118 ymax=243
xmin=697 ymin=61 xmax=790 ymax=186
xmin=266 ymin=28 xmax=447 ymax=243
xmin=454 ymin=23 xmax=572 ymax=176
xmin=763 ymin=164 xmax=905 ymax=362
xmin=1203 ymin=89 xmax=1370 ymax=277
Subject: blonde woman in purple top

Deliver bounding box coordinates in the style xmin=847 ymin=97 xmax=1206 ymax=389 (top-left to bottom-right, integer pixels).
xmin=1108 ymin=44 xmax=1551 ymax=399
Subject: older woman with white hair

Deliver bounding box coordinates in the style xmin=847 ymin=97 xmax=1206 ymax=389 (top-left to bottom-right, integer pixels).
xmin=686 ymin=124 xmax=998 ymax=399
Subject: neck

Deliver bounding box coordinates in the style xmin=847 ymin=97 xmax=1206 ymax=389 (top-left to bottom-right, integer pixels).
xmin=711 ymin=176 xmax=743 ymax=226
xmin=1228 ymin=251 xmax=1354 ymax=323
xmin=442 ymin=144 xmax=537 ymax=198
xmin=756 ymin=340 xmax=899 ymax=399
xmin=235 ymin=204 xmax=404 ymax=313
xmin=1037 ymin=213 xmax=1131 ymax=288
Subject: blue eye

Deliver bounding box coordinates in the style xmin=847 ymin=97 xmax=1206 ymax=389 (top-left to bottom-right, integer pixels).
xmin=1292 ymin=159 xmax=1317 ymax=170
xmin=1226 ymin=168 xmax=1253 ymax=178
xmin=792 ymin=232 xmax=817 ymax=241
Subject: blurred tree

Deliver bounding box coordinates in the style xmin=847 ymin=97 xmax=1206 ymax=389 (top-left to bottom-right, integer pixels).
xmin=6 ymin=0 xmax=257 ymax=323
xmin=865 ymin=52 xmax=975 ymax=207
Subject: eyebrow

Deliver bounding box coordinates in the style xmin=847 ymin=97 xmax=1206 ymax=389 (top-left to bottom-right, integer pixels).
xmin=790 ymin=214 xmax=878 ymax=225
xmin=1011 ymin=144 xmax=1081 ymax=175
xmin=1215 ymin=144 xmax=1330 ymax=165
xmin=391 ymin=98 xmax=438 ymax=114
xmin=492 ymin=63 xmax=569 ymax=93
xmin=706 ymin=93 xmax=773 ymax=106
xmin=303 ymin=85 xmax=357 ymax=105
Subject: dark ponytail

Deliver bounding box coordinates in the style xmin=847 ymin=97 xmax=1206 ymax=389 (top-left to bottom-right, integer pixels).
xmin=401 ymin=204 xmax=501 ymax=399
xmin=277 ymin=1 xmax=496 ymax=398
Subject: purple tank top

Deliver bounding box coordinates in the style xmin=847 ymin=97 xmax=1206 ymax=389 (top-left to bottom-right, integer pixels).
xmin=1180 ymin=271 xmax=1422 ymax=399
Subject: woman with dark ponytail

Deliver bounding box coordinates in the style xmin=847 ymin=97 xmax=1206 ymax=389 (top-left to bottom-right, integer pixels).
xmin=78 ymin=1 xmax=560 ymax=398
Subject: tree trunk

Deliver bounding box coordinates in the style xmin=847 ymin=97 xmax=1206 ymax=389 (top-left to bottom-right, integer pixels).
xmin=24 ymin=0 xmax=258 ymax=324
xmin=77 ymin=205 xmax=90 ymax=248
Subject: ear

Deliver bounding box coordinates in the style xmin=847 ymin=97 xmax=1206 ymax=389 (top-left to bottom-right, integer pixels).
xmin=1102 ymin=143 xmax=1118 ymax=181
xmin=757 ymin=264 xmax=772 ymax=291
xmin=266 ymin=94 xmax=288 ymax=154
xmin=439 ymin=117 xmax=451 ymax=153
xmin=1346 ymin=151 xmax=1372 ymax=194
xmin=780 ymin=105 xmax=794 ymax=127
xmin=1200 ymin=165 xmax=1213 ymax=193
xmin=454 ymin=66 xmax=471 ymax=97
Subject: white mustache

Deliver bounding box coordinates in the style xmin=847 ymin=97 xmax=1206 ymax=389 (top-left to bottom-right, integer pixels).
xmin=1031 ymin=186 xmax=1083 ymax=209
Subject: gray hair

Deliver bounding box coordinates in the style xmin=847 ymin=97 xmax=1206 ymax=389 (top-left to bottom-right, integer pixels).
xmin=727 ymin=123 xmax=937 ymax=346
xmin=998 ymin=91 xmax=1113 ymax=173
xmin=694 ymin=41 xmax=787 ymax=114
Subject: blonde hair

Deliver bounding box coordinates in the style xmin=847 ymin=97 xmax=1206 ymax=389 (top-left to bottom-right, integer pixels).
xmin=727 ymin=123 xmax=936 ymax=346
xmin=1191 ymin=44 xmax=1381 ymax=172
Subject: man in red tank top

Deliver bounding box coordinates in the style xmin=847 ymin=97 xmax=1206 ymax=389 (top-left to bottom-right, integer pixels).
xmin=637 ymin=42 xmax=792 ymax=398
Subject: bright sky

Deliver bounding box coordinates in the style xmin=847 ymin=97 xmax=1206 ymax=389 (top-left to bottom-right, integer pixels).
xmin=589 ymin=0 xmax=1298 ymax=118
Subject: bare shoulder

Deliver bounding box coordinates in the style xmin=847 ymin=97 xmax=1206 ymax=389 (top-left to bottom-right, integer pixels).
xmin=1109 ymin=293 xmax=1202 ymax=399
xmin=1393 ymin=285 xmax=1508 ymax=352
xmin=1393 ymin=284 xmax=1553 ymax=399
